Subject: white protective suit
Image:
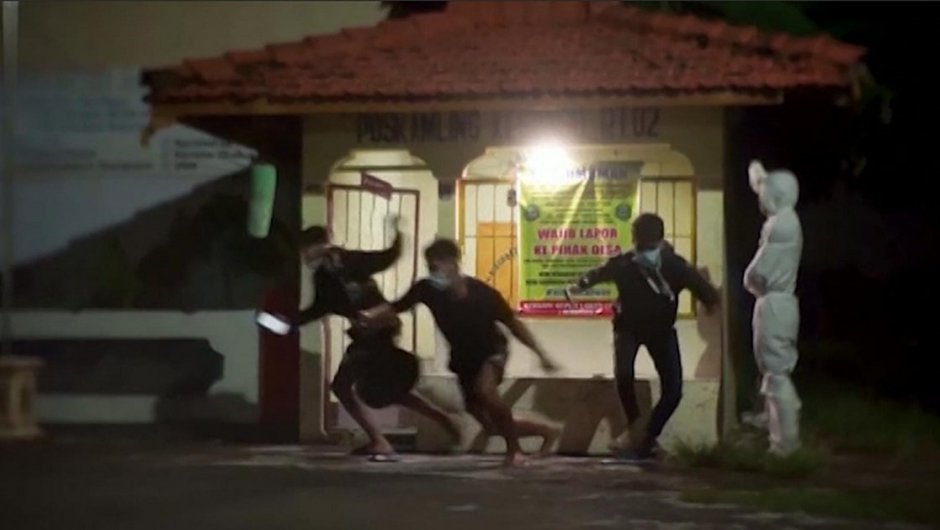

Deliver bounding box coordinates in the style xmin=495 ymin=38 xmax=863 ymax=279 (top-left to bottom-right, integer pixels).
xmin=744 ymin=160 xmax=803 ymax=455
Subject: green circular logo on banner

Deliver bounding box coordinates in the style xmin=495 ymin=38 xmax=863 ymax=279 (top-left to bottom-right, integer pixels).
xmin=614 ymin=202 xmax=632 ymax=221
xmin=524 ymin=205 xmax=541 ymax=222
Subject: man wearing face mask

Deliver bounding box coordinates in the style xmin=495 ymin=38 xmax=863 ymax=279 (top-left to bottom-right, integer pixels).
xmin=295 ymin=218 xmax=459 ymax=460
xmin=744 ymin=161 xmax=803 ymax=456
xmin=567 ymin=213 xmax=719 ymax=462
xmin=361 ymin=238 xmax=562 ymax=467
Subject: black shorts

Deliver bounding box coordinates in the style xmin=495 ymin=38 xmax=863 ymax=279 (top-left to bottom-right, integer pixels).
xmin=333 ymin=341 xmax=376 ymax=385
xmin=450 ymin=347 xmax=508 ymax=400
xmin=336 ymin=340 xmax=418 ymax=409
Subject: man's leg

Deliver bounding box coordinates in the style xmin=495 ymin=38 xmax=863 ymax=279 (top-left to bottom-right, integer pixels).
xmin=465 ymin=360 xmax=528 ymax=466
xmin=611 ymin=330 xmax=641 ymax=450
xmin=641 ymin=329 xmax=684 ymax=454
xmin=397 ymin=391 xmax=461 ymax=442
xmin=331 ymin=347 xmax=394 ymax=455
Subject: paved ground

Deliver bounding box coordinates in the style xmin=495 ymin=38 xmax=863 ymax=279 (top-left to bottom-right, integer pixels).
xmin=0 ymin=429 xmax=928 ymax=530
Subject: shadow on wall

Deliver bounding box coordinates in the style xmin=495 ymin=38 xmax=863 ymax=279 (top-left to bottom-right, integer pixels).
xmin=10 ymin=167 xmax=298 ymax=311
xmin=15 ymin=338 xmax=224 ymax=395
xmin=694 ymin=267 xmax=723 ymax=380
xmin=417 ymin=378 xmax=645 ymax=455
xmin=495 ymin=378 xmax=644 ymax=454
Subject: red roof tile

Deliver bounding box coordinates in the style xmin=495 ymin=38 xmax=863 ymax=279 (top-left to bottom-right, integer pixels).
xmin=144 ymin=1 xmax=865 ymax=106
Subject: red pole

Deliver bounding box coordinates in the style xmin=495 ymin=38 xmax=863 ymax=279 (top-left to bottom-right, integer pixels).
xmin=258 ymin=286 xmax=300 ymax=438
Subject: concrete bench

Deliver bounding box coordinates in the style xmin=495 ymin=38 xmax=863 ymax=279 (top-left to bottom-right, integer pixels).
xmin=12 ymin=339 xmax=225 ymax=423
xmin=410 ymin=375 xmax=720 ymax=455
xmin=0 ymin=356 xmax=44 ymax=440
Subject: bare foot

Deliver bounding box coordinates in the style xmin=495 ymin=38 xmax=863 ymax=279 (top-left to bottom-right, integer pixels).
xmin=503 ymin=451 xmax=530 ymax=468
xmin=536 ymin=426 xmax=562 ymax=457
xmin=361 ymin=437 xmax=395 ymax=456
xmin=607 ymin=431 xmax=632 ymax=453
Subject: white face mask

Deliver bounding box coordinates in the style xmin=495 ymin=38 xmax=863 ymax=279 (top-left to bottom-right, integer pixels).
xmin=634 ymin=246 xmax=662 ymax=269
xmin=428 ymin=271 xmax=453 ymax=290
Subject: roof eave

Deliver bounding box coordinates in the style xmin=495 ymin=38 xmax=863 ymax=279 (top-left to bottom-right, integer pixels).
xmin=148 ymin=91 xmax=787 ymax=120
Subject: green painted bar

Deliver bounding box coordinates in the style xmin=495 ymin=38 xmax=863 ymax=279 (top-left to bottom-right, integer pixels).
xmin=248 ymin=164 xmax=277 ymax=238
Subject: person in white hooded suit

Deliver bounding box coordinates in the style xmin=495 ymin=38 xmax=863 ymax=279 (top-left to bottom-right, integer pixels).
xmin=744 ymin=160 xmax=803 ymax=456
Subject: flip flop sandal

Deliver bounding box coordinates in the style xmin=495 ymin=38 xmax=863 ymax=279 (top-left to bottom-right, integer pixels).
xmin=368 ymin=453 xmax=401 ymax=463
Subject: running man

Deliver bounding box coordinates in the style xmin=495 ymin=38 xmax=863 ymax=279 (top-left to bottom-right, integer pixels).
xmin=295 ymin=218 xmax=459 ymax=460
xmin=361 ymin=238 xmax=562 ymax=466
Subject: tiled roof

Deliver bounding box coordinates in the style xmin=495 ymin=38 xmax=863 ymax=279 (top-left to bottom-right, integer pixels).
xmin=143 ymin=1 xmax=865 ymax=106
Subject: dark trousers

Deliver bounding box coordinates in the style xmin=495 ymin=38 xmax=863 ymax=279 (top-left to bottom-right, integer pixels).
xmin=614 ymin=328 xmax=683 ymax=445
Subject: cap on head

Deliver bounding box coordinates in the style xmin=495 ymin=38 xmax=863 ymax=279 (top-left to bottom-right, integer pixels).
xmin=632 ymin=213 xmax=665 ymax=250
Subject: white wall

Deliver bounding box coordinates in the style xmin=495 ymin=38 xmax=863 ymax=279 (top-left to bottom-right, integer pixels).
xmin=12 ymin=311 xmax=259 ymax=423
xmin=295 ymin=107 xmax=726 ymax=441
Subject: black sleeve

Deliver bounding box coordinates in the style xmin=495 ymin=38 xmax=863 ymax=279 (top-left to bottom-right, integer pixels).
xmin=340 ymin=231 xmax=402 ymax=278
xmin=297 ymin=299 xmax=329 ymax=326
xmin=675 ymin=257 xmax=719 ymax=308
xmin=295 ymin=270 xmax=334 ymax=325
xmin=390 ymin=280 xmax=428 ymax=313
xmin=487 ymin=285 xmax=515 ymax=324
xmin=576 ymin=257 xmax=619 ymax=289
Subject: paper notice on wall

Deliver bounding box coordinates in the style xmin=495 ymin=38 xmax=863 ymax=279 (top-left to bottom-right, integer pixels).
xmin=517 ymin=163 xmax=640 ymax=316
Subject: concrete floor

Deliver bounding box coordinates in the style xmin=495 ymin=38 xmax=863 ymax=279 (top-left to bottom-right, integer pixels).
xmin=0 ymin=427 xmax=925 ymax=530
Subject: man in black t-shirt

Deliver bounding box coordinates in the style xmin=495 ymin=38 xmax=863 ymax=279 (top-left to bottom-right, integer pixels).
xmin=294 ymin=219 xmax=458 ymax=460
xmin=362 ymin=238 xmax=561 ymax=467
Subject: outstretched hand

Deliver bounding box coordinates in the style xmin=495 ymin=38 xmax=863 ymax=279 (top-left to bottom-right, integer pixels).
xmin=564 ymin=284 xmax=581 ymax=302
xmin=540 ymin=356 xmax=562 ymax=374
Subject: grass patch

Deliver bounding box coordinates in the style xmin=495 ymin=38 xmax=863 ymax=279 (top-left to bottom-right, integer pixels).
xmin=681 ymin=487 xmax=940 ymax=527
xmin=801 ymin=386 xmax=940 ymax=456
xmin=670 ymin=440 xmax=826 ymax=479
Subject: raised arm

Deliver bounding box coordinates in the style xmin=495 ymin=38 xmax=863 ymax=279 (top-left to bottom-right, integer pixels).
xmin=341 ymin=231 xmax=403 ymax=278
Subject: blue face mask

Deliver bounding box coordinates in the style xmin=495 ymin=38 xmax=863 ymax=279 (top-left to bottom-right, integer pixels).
xmin=634 ymin=246 xmax=662 ymax=269
xmin=428 ymin=272 xmax=452 ymax=290
xmin=631 ymin=244 xmax=675 ymax=301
